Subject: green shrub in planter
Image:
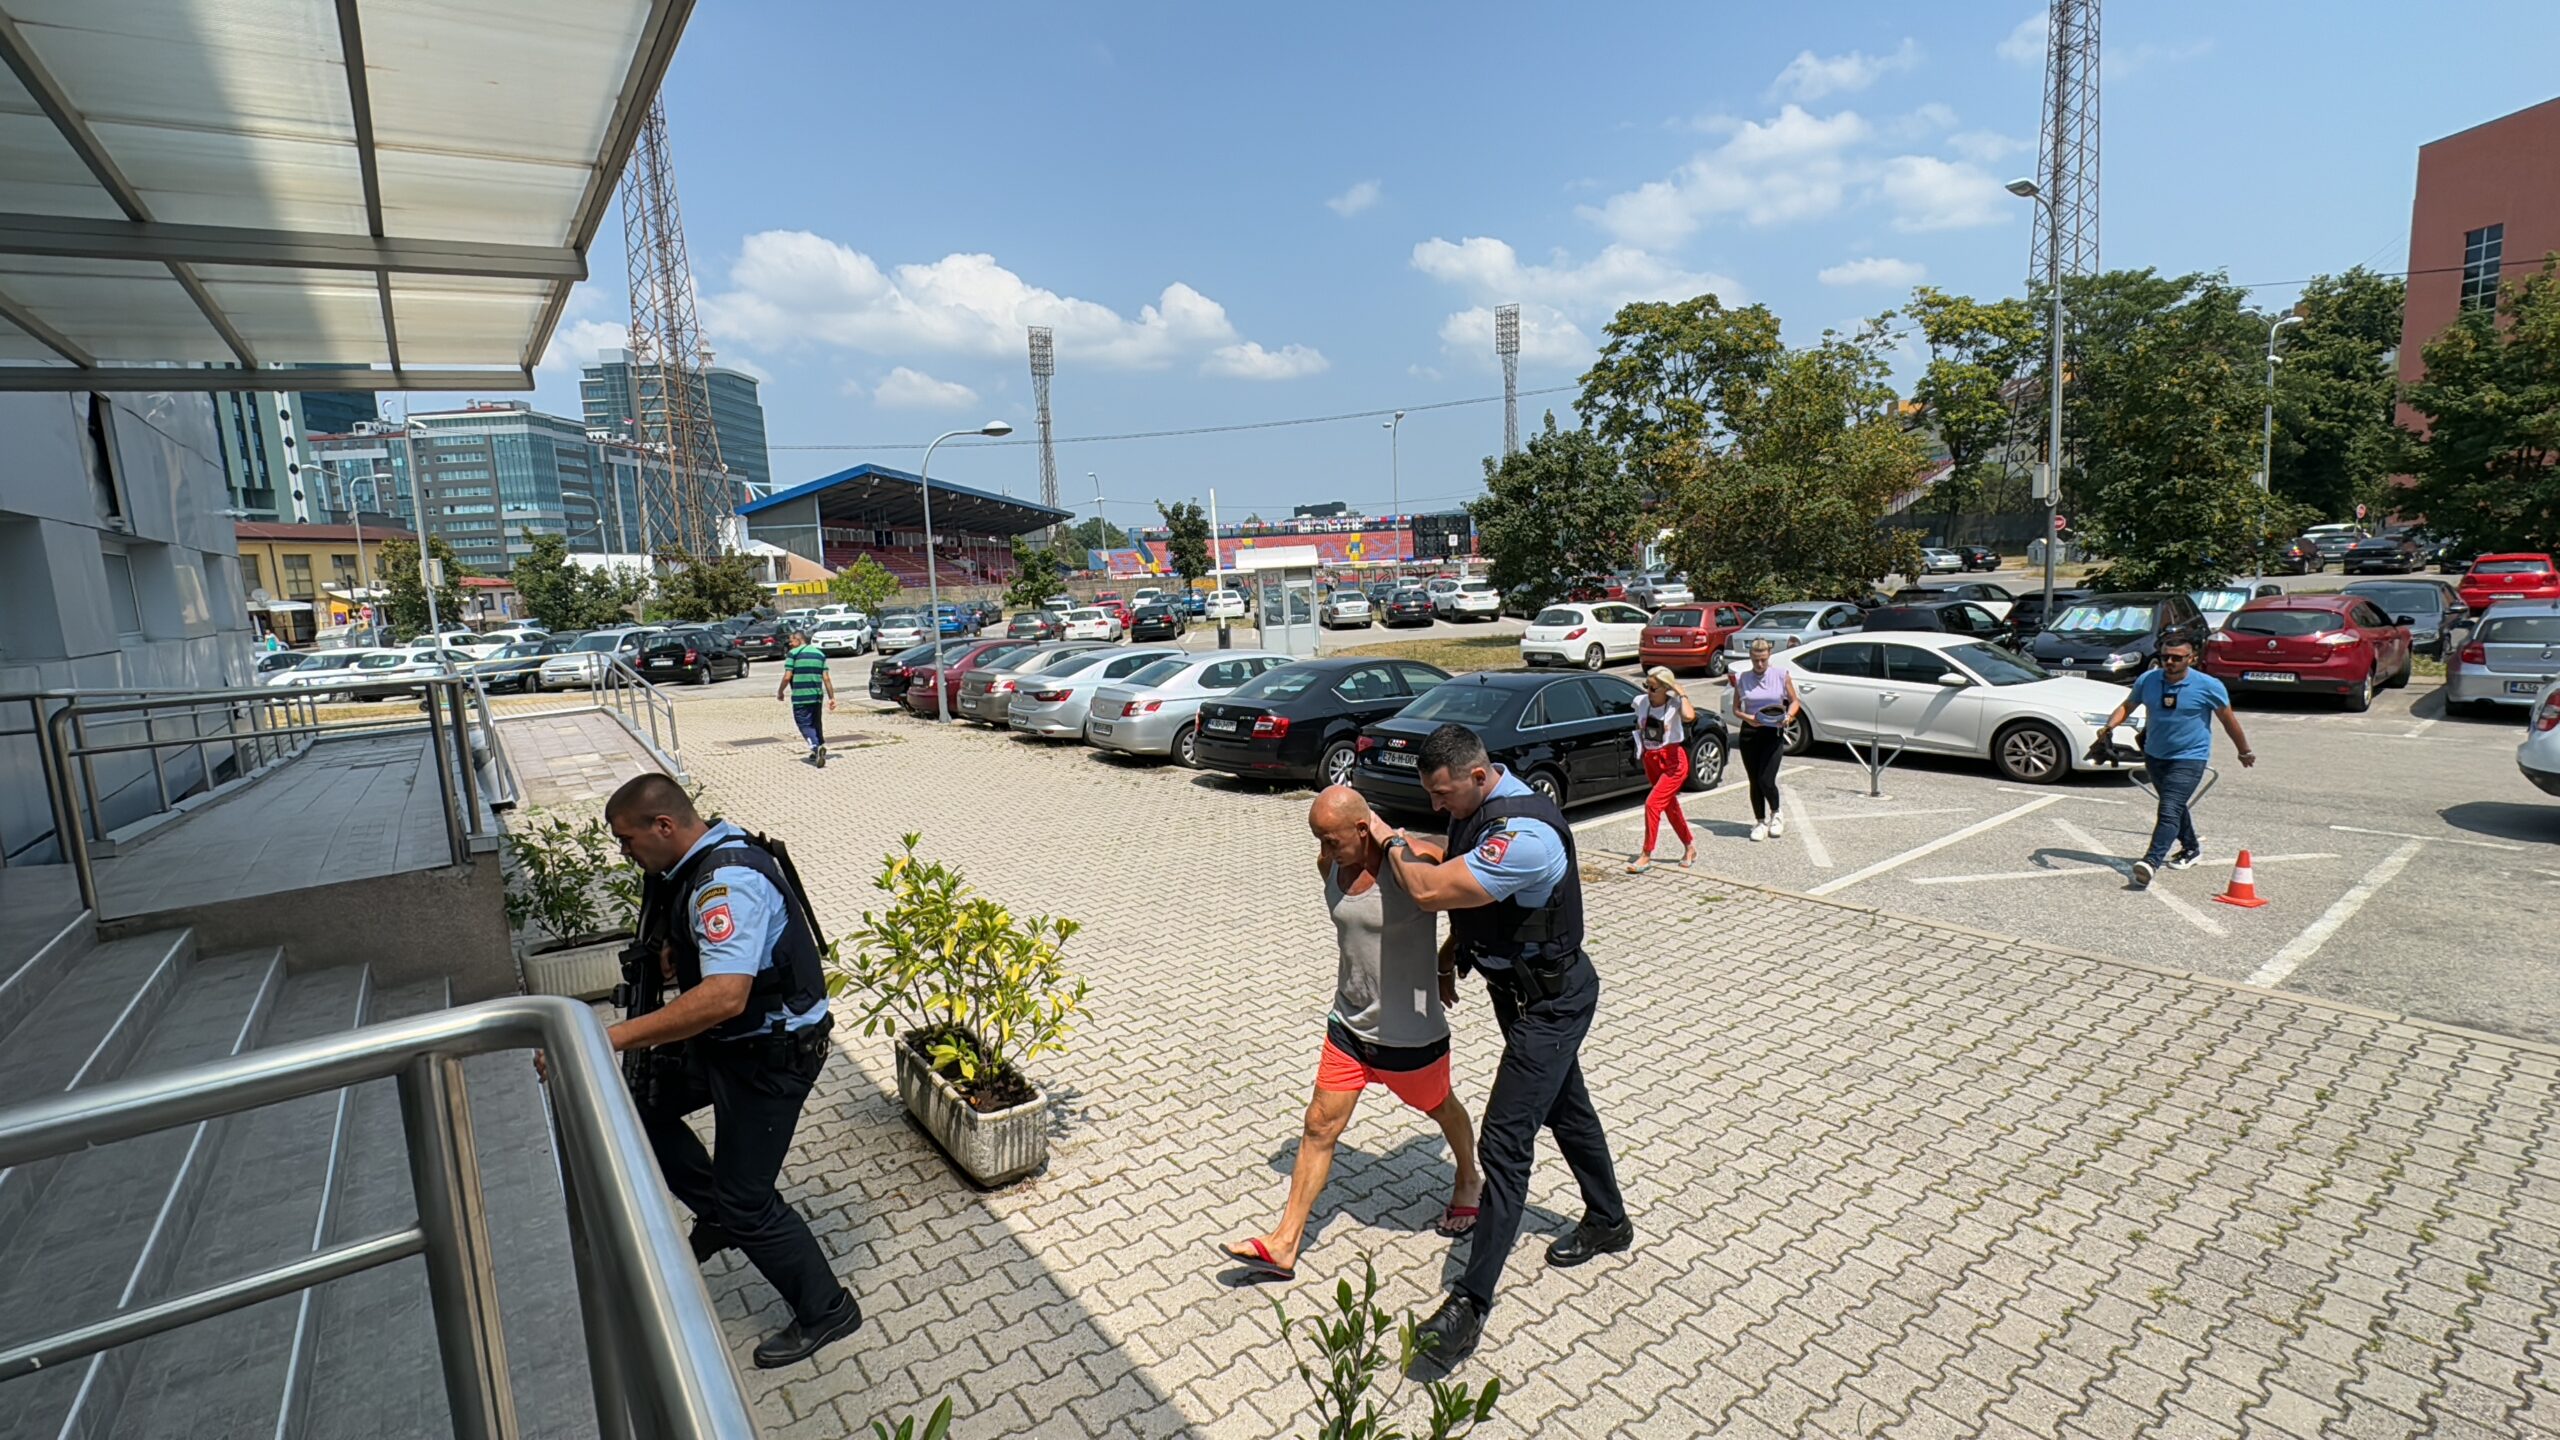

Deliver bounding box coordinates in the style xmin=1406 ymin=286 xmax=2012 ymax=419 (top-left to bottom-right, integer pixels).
xmin=503 ymin=812 xmax=641 ymax=951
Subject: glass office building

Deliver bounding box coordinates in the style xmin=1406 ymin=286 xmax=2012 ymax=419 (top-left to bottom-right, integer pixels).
xmin=579 ymin=346 xmax=772 ymax=497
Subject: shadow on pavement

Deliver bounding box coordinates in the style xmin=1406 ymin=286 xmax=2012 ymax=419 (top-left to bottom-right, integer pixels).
xmin=2439 ymin=800 xmax=2560 ymax=846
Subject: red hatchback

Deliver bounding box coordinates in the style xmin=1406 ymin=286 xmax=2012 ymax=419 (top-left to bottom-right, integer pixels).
xmin=2457 ymin=554 xmax=2560 ymax=614
xmin=1638 ymin=602 xmax=1756 ymax=676
xmin=2203 ymin=594 xmax=2414 ymax=711
xmin=903 ymin=638 xmax=1023 ymax=719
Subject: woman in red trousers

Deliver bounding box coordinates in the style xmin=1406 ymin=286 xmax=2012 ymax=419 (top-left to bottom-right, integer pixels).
xmin=1626 ymin=666 xmax=1697 ymax=873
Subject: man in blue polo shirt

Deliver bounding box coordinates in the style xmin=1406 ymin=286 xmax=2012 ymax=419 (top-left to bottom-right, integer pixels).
xmin=2103 ymin=635 xmax=2256 ymax=887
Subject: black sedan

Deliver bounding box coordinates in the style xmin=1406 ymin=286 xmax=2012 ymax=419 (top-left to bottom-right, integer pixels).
xmin=639 ymin=627 xmax=750 ymax=685
xmin=1129 ymin=602 xmax=1189 ymax=641
xmin=477 ymin=636 xmax=573 ymax=692
xmin=1353 ymin=670 xmax=1728 ymax=819
xmin=2026 ymin=591 xmax=2209 ymax=682
xmin=1861 ymin=600 xmax=2007 ymax=638
xmin=2343 ymin=534 xmax=2420 ymax=575
xmin=2341 ymin=578 xmax=2469 ymax=656
xmin=868 ymin=639 xmax=977 ymax=701
xmin=2270 ymin=538 xmax=2323 ymax=575
xmin=1379 ymin=588 xmax=1437 ymax=628
xmin=1955 ymin=543 xmax=2000 ymax=572
xmin=1195 ymin=657 xmax=1452 ymax=788
xmin=733 ymin=622 xmax=789 ymax=662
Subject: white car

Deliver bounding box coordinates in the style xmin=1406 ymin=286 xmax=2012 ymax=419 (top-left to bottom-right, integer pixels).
xmin=1061 ymin=607 xmax=1121 ymax=642
xmin=1438 ymin=578 xmax=1503 ymax=620
xmin=1778 ymin=630 xmax=2142 ymax=784
xmin=1132 ymin=587 xmax=1164 ymax=606
xmin=1920 ymin=548 xmax=1965 ymax=575
xmin=1041 ymin=595 xmax=1076 ymax=613
xmin=413 ymin=629 xmax=506 ymax=660
xmin=267 ymin=649 xmax=380 ymax=697
xmin=349 ymin=646 xmax=474 ymax=698
xmin=874 ymin=613 xmax=933 ymax=651
xmin=1319 ymin=591 xmax=1372 ymax=629
xmin=1519 ymin=602 xmax=1650 ymax=670
xmin=538 ymin=626 xmax=660 ymax=690
xmin=2522 ymin=677 xmax=2560 ymax=798
xmin=811 ymin=614 xmax=873 ymax=655
xmin=1205 ymin=589 xmax=1247 ymax=620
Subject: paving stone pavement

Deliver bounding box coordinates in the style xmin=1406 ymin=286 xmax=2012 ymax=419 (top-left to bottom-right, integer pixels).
xmin=657 ymin=694 xmax=2560 ymax=1439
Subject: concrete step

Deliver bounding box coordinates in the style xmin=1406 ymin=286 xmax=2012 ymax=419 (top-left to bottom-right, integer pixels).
xmin=0 ymin=903 xmax=92 ymax=1043
xmin=86 ymin=966 xmax=375 ymax=1440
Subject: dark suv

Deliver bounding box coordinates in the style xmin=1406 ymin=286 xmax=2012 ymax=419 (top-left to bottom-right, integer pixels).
xmin=2025 ymin=591 xmax=2207 ymax=682
xmin=1129 ymin=602 xmax=1189 ymax=641
xmin=639 ymin=627 xmax=750 ymax=685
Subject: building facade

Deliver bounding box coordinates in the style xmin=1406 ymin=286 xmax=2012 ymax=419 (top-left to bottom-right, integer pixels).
xmin=232 ymin=520 xmax=415 ymax=644
xmin=2397 ymin=95 xmax=2560 ymax=434
xmin=579 ymin=347 xmax=773 ymax=497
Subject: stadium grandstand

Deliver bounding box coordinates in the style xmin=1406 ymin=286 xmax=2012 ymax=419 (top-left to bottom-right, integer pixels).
xmin=1101 ymin=510 xmax=1478 ymax=576
xmin=738 ymin=463 xmax=1073 ymax=589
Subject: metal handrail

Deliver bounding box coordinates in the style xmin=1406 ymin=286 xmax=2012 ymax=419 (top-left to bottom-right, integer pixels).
xmin=0 ymin=996 xmax=756 ymax=1440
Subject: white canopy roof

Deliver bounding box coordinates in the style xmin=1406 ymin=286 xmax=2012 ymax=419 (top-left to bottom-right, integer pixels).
xmin=0 ymin=0 xmax=693 ymax=391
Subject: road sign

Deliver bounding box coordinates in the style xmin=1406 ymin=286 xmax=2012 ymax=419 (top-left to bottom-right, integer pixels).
xmin=2054 ymin=514 xmax=2068 ymax=532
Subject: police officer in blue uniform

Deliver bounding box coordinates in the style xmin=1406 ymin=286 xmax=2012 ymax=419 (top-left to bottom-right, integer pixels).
xmin=1375 ymin=723 xmax=1632 ymax=1365
xmin=601 ymin=774 xmax=861 ymax=1369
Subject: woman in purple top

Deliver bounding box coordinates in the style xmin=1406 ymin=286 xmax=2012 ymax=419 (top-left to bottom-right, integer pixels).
xmin=1727 ymin=637 xmax=1802 ymax=841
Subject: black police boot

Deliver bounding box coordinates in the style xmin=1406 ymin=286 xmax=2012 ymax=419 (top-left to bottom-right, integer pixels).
xmin=752 ymin=1289 xmax=863 ymax=1369
xmin=1409 ymin=1294 xmax=1484 ymax=1371
xmin=688 ymin=1221 xmax=736 ymax=1264
xmin=1546 ymin=1216 xmax=1634 ymax=1268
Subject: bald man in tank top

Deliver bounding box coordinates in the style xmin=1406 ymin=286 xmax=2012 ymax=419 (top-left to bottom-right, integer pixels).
xmin=1216 ymin=786 xmax=1485 ymax=1280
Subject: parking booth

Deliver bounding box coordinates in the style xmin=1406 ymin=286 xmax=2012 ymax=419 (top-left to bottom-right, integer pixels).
xmin=1239 ymin=545 xmax=1322 ymax=657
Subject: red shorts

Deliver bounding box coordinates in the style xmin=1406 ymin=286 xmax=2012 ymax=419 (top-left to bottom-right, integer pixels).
xmin=1316 ymin=1039 xmax=1452 ymax=1112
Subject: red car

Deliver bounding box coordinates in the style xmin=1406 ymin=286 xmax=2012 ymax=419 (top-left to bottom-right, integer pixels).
xmin=1564 ymin=574 xmax=1628 ymax=603
xmin=1089 ymin=591 xmax=1136 ymax=629
xmin=902 ymin=638 xmax=1021 ymax=718
xmin=2457 ymin=554 xmax=2559 ymax=614
xmin=1638 ymin=602 xmax=1757 ymax=676
xmin=2203 ymin=594 xmax=2413 ymax=711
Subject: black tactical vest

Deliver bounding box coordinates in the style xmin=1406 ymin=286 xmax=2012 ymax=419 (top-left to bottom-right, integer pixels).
xmin=1446 ymin=786 xmax=1583 ymax=975
xmin=652 ymin=830 xmax=827 ymax=1043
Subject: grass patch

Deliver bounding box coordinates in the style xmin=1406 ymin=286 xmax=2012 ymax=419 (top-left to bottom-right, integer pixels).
xmin=1334 ymin=633 xmax=1524 ymax=674
xmin=2412 ymin=654 xmax=2446 ymax=680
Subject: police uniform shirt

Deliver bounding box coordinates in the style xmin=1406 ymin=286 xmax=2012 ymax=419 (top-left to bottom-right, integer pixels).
xmin=1456 ymin=769 xmax=1571 ymax=973
xmin=667 ymin=821 xmax=830 ymax=1034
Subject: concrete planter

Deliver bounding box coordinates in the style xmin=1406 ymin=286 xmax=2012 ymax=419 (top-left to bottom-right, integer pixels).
xmin=893 ymin=1036 xmax=1048 ymax=1187
xmin=516 ymin=934 xmax=628 ymax=1002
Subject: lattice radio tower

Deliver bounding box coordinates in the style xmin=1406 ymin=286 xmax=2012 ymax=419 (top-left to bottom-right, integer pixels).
xmin=1495 ymin=303 xmax=1521 ymax=456
xmin=1028 ymin=327 xmax=1059 ymax=534
xmin=620 ymin=93 xmax=728 ymax=560
xmin=2030 ymin=0 xmax=2100 ymax=286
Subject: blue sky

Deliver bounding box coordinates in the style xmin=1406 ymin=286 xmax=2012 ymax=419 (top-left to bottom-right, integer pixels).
xmin=527 ymin=0 xmax=2560 ymax=526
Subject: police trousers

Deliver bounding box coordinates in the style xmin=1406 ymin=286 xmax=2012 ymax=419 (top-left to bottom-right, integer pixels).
xmin=635 ymin=1034 xmax=844 ymax=1323
xmin=1457 ymin=950 xmax=1626 ymax=1311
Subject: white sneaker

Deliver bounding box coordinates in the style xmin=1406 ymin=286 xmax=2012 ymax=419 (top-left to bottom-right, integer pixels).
xmin=1768 ymin=814 xmax=1787 ymax=838
xmin=1749 ymin=823 xmax=1769 ymax=843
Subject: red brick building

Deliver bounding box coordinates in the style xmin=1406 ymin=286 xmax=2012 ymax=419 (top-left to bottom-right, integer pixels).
xmin=2397 ymin=96 xmax=2560 ymax=435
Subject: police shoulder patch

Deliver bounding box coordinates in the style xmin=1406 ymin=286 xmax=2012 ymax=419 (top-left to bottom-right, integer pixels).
xmin=1474 ymin=829 xmax=1513 ymax=865
xmin=698 ymin=904 xmax=736 ymax=944
xmin=693 ymin=883 xmax=730 ymax=909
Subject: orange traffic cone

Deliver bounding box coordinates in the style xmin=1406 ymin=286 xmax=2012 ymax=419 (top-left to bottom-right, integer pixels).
xmin=2213 ymin=850 xmax=2268 ymax=908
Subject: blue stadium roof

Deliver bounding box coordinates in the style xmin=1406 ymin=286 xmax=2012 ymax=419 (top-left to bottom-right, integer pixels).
xmin=739 ymin=463 xmax=1071 ymax=536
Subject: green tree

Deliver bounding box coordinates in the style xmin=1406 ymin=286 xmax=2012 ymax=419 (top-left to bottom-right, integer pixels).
xmin=509 ymin=530 xmax=643 ymax=630
xmin=1155 ymin=500 xmax=1213 ymax=590
xmin=1577 ymin=294 xmax=1785 ymax=492
xmin=1057 ymin=518 xmax=1127 ymax=560
xmin=2402 ymin=254 xmax=2560 ymax=555
xmin=1004 ymin=544 xmax=1069 ymax=611
xmin=1468 ymin=412 xmax=1644 ymax=610
xmin=652 ymin=548 xmax=763 ymax=621
xmin=2270 ymin=266 xmax=2408 ymax=522
xmin=1659 ymin=318 xmax=1928 ymax=605
xmin=376 ymin=535 xmax=470 ymax=638
xmin=829 ymin=554 xmax=903 ymax=615
xmin=1904 ymin=287 xmax=2044 ymax=532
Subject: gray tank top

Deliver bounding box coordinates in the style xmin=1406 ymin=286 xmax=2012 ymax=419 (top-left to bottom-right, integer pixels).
xmin=1326 ymin=859 xmax=1445 ymax=1051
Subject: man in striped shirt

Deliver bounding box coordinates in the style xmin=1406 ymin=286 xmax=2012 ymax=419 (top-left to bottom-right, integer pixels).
xmin=777 ymin=629 xmax=834 ymax=767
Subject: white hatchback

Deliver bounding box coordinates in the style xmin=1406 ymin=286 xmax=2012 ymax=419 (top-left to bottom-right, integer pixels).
xmin=1061 ymin=607 xmax=1120 ymax=641
xmin=874 ymin=613 xmax=932 ymax=651
xmin=1439 ymin=579 xmax=1503 ymax=619
xmin=811 ymin=614 xmax=872 ymax=655
xmin=1205 ymin=589 xmax=1247 ymax=620
xmin=1520 ymin=603 xmax=1650 ymax=669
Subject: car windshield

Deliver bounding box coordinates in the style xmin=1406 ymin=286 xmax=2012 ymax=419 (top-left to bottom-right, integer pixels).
xmin=569 ymin=632 xmax=622 ymax=653
xmin=2480 ymin=615 xmax=2560 ymax=643
xmin=1042 ymin=652 xmax=1110 ymax=677
xmin=1458 ymin=580 xmax=1496 ymax=593
xmin=1124 ymin=658 xmax=1194 ymax=687
xmin=1397 ymin=683 xmax=1518 ymax=727
xmin=2344 ymin=584 xmax=2442 ymax=614
xmin=1944 ymin=642 xmax=2049 ymax=684
xmin=1652 ymin=609 xmax=1706 ymax=627
xmin=1532 ymin=607 xmax=1584 ymax=626
xmin=1231 ymin=667 xmax=1320 ymax=702
xmin=2048 ymin=603 xmax=2158 ymax=637
xmin=293 ymin=653 xmax=361 ymax=670
xmin=2191 ymin=589 xmax=2250 ymax=612
xmin=1066 ymin=609 xmax=1104 ymax=621
xmin=356 ymin=654 xmax=407 ymax=669
xmin=2473 ymin=559 xmax=2554 ymax=575
xmin=1745 ymin=607 xmax=1817 ymax=630
xmin=2230 ymin=609 xmax=2341 ymax=637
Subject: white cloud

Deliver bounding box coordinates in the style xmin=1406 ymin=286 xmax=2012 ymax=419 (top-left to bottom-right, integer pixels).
xmin=1878 ymin=156 xmax=2012 ymax=231
xmin=1436 ymin=305 xmax=1590 ymax=367
xmin=699 ymin=229 xmax=1312 ymax=376
xmin=1947 ymin=129 xmax=2032 ymax=165
xmin=1412 ymin=236 xmax=1741 ymax=372
xmin=871 ymin=366 xmax=981 ymax=409
xmin=1887 ymin=102 xmax=1959 ymax=141
xmin=535 ymin=317 xmax=627 ymax=379
xmin=1997 ymin=12 xmax=2208 ymax=78
xmin=1770 ymin=38 xmax=1920 ymax=102
xmin=1203 ymin=342 xmax=1330 ymax=380
xmin=1325 ymin=179 xmax=1382 ymax=217
xmin=1996 ymin=13 xmax=2045 ymax=64
xmin=1579 ymin=104 xmax=1873 ymax=247
xmin=1818 ymin=257 xmax=1927 ymax=288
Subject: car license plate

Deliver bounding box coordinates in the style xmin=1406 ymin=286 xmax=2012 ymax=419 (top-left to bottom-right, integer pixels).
xmin=1379 ymin=750 xmax=1417 ymax=769
xmin=2510 ymin=680 xmax=2545 ymax=696
xmin=2242 ymin=671 xmax=2294 ymax=682
xmin=1088 ymin=721 xmax=1112 ymax=737
xmin=1206 ymin=717 xmax=1238 ymax=733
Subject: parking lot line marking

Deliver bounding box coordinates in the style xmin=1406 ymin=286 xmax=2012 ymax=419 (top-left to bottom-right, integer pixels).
xmin=2329 ymin=824 xmax=2525 ymax=852
xmin=1909 ymin=852 xmax=2340 ymax=885
xmin=2402 ymin=718 xmax=2438 ymax=739
xmin=1783 ymin=788 xmax=1834 ymax=869
xmin=1799 ymin=807 xmax=1971 ymax=823
xmin=1806 ymin=795 xmax=2062 ymax=897
xmin=1996 ymin=786 xmax=2128 ymax=804
xmin=2048 ymin=816 xmax=2226 ymax=936
xmin=2247 ymin=839 xmax=2428 ymax=988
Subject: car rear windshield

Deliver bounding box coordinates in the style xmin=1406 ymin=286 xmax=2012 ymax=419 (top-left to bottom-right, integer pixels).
xmin=2343 ymin=584 xmax=2442 ymax=614
xmin=1391 ymin=589 xmax=1429 ymax=601
xmin=2191 ymin=589 xmax=2250 ymax=612
xmin=1652 ymin=608 xmax=1705 ymax=627
xmin=2481 ymin=615 xmax=2560 ymax=644
xmin=1944 ymin=642 xmax=2049 ymax=685
xmin=2048 ymin=603 xmax=2158 ymax=635
xmin=1532 ymin=608 xmax=1584 ymax=626
xmin=1458 ymin=580 xmax=1496 ymax=593
xmin=1231 ymin=667 xmax=1319 ymax=702
xmin=294 ymin=653 xmax=363 ymax=670
xmin=2472 ymin=559 xmax=2554 ymax=575
xmin=1745 ymin=607 xmax=1818 ymax=629
xmin=2229 ymin=610 xmax=2341 ymax=637
xmin=1041 ymin=651 xmax=1110 ymax=677
xmin=569 ymin=632 xmax=621 ymax=652
xmin=1124 ymin=657 xmax=1194 ymax=687
xmin=1397 ymin=683 xmax=1517 ymax=727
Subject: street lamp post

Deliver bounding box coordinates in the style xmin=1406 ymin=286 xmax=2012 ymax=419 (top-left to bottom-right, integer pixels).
xmin=920 ymin=421 xmax=1015 ymax=723
xmin=2006 ymin=178 xmax=2064 ymax=629
xmin=1382 ymin=410 xmax=1406 ymax=571
xmin=2257 ymin=314 xmax=2305 ymax=590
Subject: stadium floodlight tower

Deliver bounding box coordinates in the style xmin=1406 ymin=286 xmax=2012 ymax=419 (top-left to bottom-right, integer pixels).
xmin=1495 ymin=303 xmax=1521 ymax=457
xmin=1028 ymin=326 xmax=1060 ymax=537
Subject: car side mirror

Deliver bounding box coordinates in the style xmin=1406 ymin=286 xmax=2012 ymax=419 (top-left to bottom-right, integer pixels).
xmin=2393 ymin=615 xmax=2416 ymax=627
xmin=2255 ymin=584 xmax=2282 ymax=598
xmin=1936 ymin=672 xmax=1970 ymax=688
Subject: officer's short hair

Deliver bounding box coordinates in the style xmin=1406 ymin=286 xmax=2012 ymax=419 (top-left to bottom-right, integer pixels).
xmin=1417 ymin=722 xmax=1489 ymax=779
xmin=606 ymin=772 xmax=697 ymax=827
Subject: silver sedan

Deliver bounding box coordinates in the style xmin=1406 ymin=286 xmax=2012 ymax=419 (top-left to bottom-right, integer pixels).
xmin=1084 ymin=650 xmax=1294 ymax=766
xmin=1722 ymin=601 xmax=1867 ymax=662
xmin=2445 ymin=601 xmax=2560 ymax=714
xmin=955 ymin=641 xmax=1104 ymax=725
xmin=2522 ymin=677 xmax=2560 ymax=797
xmin=1006 ymin=646 xmax=1185 ymax=739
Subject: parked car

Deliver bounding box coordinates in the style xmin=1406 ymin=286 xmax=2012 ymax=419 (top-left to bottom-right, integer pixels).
xmin=1954 ymin=544 xmax=2000 ymax=572
xmin=253 ymin=650 xmax=304 ymax=678
xmin=1128 ymin=602 xmax=1190 ymax=641
xmin=1624 ymin=573 xmax=1695 ymax=610
xmin=475 ymin=636 xmax=569 ymax=693
xmin=1085 ymin=650 xmax=1296 ymax=767
xmin=2025 ymin=592 xmax=2208 ymax=682
xmin=1041 ymin=594 xmax=1076 ymax=612
xmin=1205 ymin=589 xmax=1247 ymax=620
xmin=1319 ymin=589 xmax=1373 ymax=629
xmin=2202 ymin=594 xmax=2413 ymax=710
xmin=1060 ymin=607 xmax=1122 ymax=642
xmin=2187 ymin=585 xmax=2269 ymax=634
xmin=903 ymin=639 xmax=1028 ymax=719
xmin=1006 ymin=645 xmax=1185 ymax=738
xmin=2270 ymin=537 xmax=2324 ymax=575
xmin=1860 ymin=600 xmax=2009 ymax=639
xmin=2004 ymin=586 xmax=2094 ymax=644
xmin=933 ymin=604 xmax=980 ymax=638
xmin=1376 ymin=588 xmax=1435 ymax=628
xmin=1918 ymin=547 xmax=1964 ymax=575
xmin=267 ymin=648 xmax=375 ymax=698
xmin=2520 ymin=679 xmax=2560 ymax=797
xmin=1089 ymin=594 xmax=1134 ymax=631
xmin=2343 ymin=533 xmax=2421 ymax=575
xmin=1352 ymin=670 xmax=1729 ymax=820
xmin=538 ymin=626 xmax=661 ymax=690
xmin=732 ymin=622 xmax=789 ymax=662
xmin=350 ymin=646 xmax=475 ymax=698
xmin=2457 ymin=554 xmax=2560 ymax=615
xmin=640 ymin=627 xmax=751 ymax=686
xmin=1195 ymin=658 xmax=1451 ymax=788
xmin=867 ymin=638 xmax=977 ymax=702
xmin=2303 ymin=523 xmax=2367 ymax=563
xmin=1778 ymin=633 xmax=2145 ymax=783
xmin=1561 ymin=575 xmax=1627 ymax=603
xmin=1639 ymin=604 xmax=1756 ymax=676
xmin=1003 ymin=609 xmax=1066 ymax=642
xmin=810 ymin=613 xmax=873 ymax=656
xmin=2445 ymin=601 xmax=2560 ymax=715
xmin=874 ymin=612 xmax=933 ymax=651
xmin=1520 ymin=602 xmax=1651 ymax=670
xmin=1722 ymin=602 xmax=1865 ymax=664
xmin=2434 ymin=534 xmax=2481 ymax=574
xmin=955 ymin=641 xmax=1107 ymax=725
xmin=1436 ymin=578 xmax=1504 ymax=621
xmin=2341 ymin=579 xmax=2468 ymax=657
xmin=411 ymin=629 xmax=507 ymax=660
xmin=1889 ymin=582 xmax=2016 ymax=622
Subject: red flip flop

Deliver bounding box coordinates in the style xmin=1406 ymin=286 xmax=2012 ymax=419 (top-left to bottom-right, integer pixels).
xmin=1436 ymin=1205 xmax=1481 ymax=1237
xmin=1213 ymin=1237 xmax=1294 ymax=1280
